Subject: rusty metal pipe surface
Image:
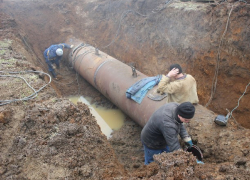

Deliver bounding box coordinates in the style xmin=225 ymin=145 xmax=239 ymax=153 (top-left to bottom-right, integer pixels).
xmin=68 ymin=42 xmax=166 ymax=127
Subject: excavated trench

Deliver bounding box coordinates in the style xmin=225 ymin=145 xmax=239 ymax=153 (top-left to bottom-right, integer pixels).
xmin=1 ymin=0 xmax=250 ymax=179
xmin=3 ymin=0 xmax=250 ymax=128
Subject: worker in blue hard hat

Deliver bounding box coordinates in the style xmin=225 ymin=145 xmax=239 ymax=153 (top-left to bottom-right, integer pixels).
xmin=43 ymin=43 xmax=74 ymax=79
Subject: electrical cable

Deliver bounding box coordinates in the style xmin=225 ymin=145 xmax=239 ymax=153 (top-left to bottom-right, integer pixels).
xmin=101 ymin=10 xmax=133 ymax=49
xmin=101 ymin=0 xmax=173 ymax=49
xmin=229 ymin=82 xmax=250 ymax=118
xmin=238 ymin=0 xmax=247 ymax=3
xmin=0 ymin=70 xmax=51 ymax=106
xmin=20 ymin=35 xmax=48 ymax=69
xmin=205 ymin=5 xmax=234 ymax=107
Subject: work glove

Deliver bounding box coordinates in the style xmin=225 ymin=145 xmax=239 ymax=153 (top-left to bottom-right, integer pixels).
xmin=52 ymin=64 xmax=56 ymax=70
xmin=185 ymin=140 xmax=193 ymax=147
xmin=70 ymin=45 xmax=74 ymax=48
xmin=196 ymin=160 xmax=204 ymax=164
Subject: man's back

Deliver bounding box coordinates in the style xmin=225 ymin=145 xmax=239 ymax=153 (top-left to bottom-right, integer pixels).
xmin=158 ymin=74 xmax=199 ymax=104
xmin=167 ymin=74 xmax=199 ymax=103
xmin=141 ymin=102 xmax=189 ymax=152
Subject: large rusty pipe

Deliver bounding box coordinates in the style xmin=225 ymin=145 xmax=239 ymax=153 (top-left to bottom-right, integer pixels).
xmin=68 ymin=42 xmax=166 ymax=127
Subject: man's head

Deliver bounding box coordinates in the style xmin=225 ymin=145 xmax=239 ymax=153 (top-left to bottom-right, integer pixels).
xmin=176 ymin=102 xmax=195 ymax=123
xmin=56 ymin=48 xmax=63 ymax=56
xmin=169 ymin=64 xmax=182 ymax=74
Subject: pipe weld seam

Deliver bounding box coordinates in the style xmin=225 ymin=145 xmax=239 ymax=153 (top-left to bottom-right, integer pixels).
xmin=94 ymin=59 xmax=113 ymax=88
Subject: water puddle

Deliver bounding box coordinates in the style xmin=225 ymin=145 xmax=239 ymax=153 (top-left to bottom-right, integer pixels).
xmin=69 ymin=96 xmax=125 ymax=139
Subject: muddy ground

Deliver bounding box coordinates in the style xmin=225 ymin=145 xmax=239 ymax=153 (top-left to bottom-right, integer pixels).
xmin=1 ymin=0 xmax=250 ymax=179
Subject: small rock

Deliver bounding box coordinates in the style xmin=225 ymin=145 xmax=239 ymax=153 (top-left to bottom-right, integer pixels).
xmin=18 ymin=137 xmax=27 ymax=148
xmin=0 ymin=166 xmax=7 ymax=175
xmin=219 ymin=165 xmax=228 ymax=172
xmin=49 ymin=146 xmax=58 ymax=155
xmin=0 ymin=112 xmax=7 ymax=123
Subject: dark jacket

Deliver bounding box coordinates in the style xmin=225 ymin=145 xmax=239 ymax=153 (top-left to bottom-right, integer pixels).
xmin=141 ymin=102 xmax=190 ymax=152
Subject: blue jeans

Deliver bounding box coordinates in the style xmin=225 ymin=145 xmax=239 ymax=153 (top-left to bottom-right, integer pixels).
xmin=46 ymin=59 xmax=60 ymax=72
xmin=143 ymin=144 xmax=170 ymax=165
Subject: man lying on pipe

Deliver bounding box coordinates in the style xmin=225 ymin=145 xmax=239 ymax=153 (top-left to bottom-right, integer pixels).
xmin=141 ymin=102 xmax=201 ymax=165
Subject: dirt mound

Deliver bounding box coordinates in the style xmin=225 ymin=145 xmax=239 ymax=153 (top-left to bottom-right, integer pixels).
xmin=0 ymin=99 xmax=126 ymax=179
xmin=5 ymin=100 xmax=127 ymax=179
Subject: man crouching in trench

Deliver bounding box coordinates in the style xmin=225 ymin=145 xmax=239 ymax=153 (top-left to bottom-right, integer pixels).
xmin=141 ymin=102 xmax=195 ymax=165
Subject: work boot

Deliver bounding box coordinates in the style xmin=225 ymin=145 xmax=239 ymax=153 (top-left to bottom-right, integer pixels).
xmin=56 ymin=64 xmax=60 ymax=69
xmin=57 ymin=75 xmax=62 ymax=80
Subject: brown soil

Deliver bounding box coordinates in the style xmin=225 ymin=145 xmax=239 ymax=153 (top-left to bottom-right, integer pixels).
xmin=1 ymin=0 xmax=250 ymax=179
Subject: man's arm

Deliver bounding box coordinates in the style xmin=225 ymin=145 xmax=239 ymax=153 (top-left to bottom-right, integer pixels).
xmin=157 ymin=76 xmax=183 ymax=94
xmin=179 ymin=124 xmax=193 ymax=146
xmin=59 ymin=43 xmax=73 ymax=49
xmin=157 ymin=75 xmax=170 ymax=94
xmin=157 ymin=68 xmax=182 ymax=94
xmin=179 ymin=123 xmax=189 ymax=138
xmin=162 ymin=126 xmax=181 ymax=152
xmin=44 ymin=52 xmax=50 ymax=63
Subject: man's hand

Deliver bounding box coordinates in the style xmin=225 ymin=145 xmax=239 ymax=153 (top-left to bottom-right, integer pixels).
xmin=157 ymin=89 xmax=164 ymax=95
xmin=52 ymin=64 xmax=56 ymax=70
xmin=185 ymin=140 xmax=193 ymax=147
xmin=196 ymin=160 xmax=204 ymax=164
xmin=70 ymin=45 xmax=74 ymax=48
xmin=167 ymin=68 xmax=179 ymax=78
